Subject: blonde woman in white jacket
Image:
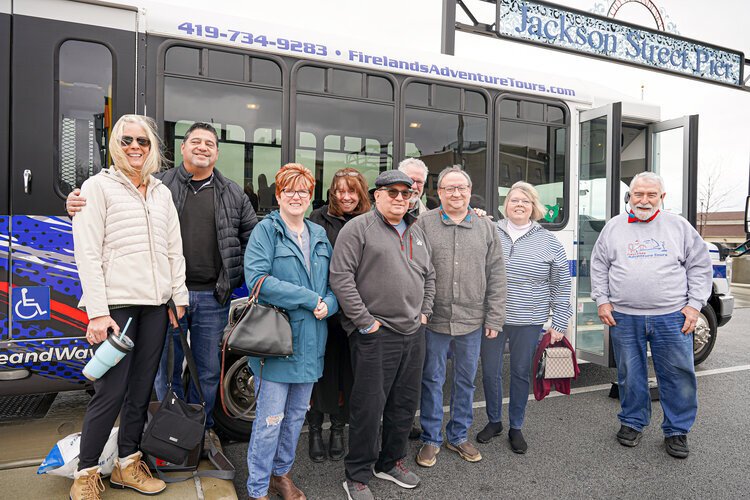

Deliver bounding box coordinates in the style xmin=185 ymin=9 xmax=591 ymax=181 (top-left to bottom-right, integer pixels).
xmin=70 ymin=115 xmax=188 ymax=500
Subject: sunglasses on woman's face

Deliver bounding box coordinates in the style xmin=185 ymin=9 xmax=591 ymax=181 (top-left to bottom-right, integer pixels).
xmin=335 ymin=171 xmax=360 ymax=177
xmin=120 ymin=136 xmax=151 ymax=148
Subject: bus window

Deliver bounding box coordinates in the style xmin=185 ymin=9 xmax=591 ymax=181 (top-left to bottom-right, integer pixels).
xmin=404 ymin=82 xmax=489 ymax=210
xmin=293 ymin=65 xmax=395 ymax=208
xmin=497 ymin=97 xmax=569 ymax=226
xmin=57 ymin=40 xmax=113 ymax=196
xmin=162 ymin=48 xmax=283 ymax=216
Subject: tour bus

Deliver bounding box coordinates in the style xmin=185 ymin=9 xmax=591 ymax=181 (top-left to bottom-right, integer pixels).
xmin=0 ymin=0 xmax=737 ymax=439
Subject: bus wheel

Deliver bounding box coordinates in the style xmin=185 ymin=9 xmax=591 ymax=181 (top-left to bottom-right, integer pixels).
xmin=212 ymin=355 xmax=255 ymax=442
xmin=693 ymin=305 xmax=717 ymax=366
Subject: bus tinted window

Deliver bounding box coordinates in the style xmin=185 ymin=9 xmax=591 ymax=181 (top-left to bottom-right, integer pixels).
xmin=404 ymin=109 xmax=488 ymax=210
xmin=497 ymin=98 xmax=568 ymax=225
xmin=405 ymin=82 xmax=429 ymax=107
xmin=332 ymin=69 xmax=362 ymax=98
xmin=434 ymin=85 xmax=460 ymax=112
xmin=165 ymin=46 xmax=200 ymax=76
xmin=368 ymin=76 xmax=393 ymax=101
xmin=295 ymin=94 xmax=394 ymax=208
xmin=208 ymin=50 xmax=244 ymax=82
xmin=251 ymin=58 xmax=281 ymax=86
xmin=57 ymin=40 xmax=113 ymax=195
xmin=465 ymin=91 xmax=486 ymax=114
xmin=297 ymin=66 xmax=325 ymax=92
xmin=164 ymin=77 xmax=283 ymax=216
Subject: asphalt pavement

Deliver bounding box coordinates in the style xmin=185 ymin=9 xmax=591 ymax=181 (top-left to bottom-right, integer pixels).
xmin=5 ymin=287 xmax=749 ymax=499
xmin=222 ymin=291 xmax=750 ymax=499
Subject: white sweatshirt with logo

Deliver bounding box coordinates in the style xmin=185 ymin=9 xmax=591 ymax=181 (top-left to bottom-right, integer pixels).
xmin=590 ymin=211 xmax=712 ymax=315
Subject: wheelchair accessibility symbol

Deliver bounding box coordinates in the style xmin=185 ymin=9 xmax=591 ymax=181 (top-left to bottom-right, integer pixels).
xmin=12 ymin=286 xmax=51 ymax=321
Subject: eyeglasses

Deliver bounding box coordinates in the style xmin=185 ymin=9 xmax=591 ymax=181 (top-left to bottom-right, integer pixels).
xmin=378 ymin=188 xmax=414 ymax=200
xmin=440 ymin=185 xmax=470 ymax=194
xmin=281 ymin=189 xmax=311 ymax=199
xmin=120 ymin=136 xmax=151 ymax=148
xmin=508 ymin=198 xmax=532 ymax=206
xmin=335 ymin=171 xmax=361 ymax=177
xmin=410 ymin=179 xmax=425 ymax=186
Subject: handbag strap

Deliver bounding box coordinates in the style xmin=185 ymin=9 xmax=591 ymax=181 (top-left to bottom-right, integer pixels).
xmin=250 ymin=275 xmax=268 ymax=301
xmin=167 ymin=300 xmax=206 ymax=405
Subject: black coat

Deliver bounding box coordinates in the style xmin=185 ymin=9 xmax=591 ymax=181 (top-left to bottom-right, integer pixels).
xmin=158 ymin=164 xmax=258 ymax=304
xmin=308 ymin=205 xmax=355 ymax=416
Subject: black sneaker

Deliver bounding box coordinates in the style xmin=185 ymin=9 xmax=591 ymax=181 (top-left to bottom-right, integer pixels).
xmin=616 ymin=425 xmax=642 ymax=447
xmin=508 ymin=428 xmax=527 ymax=454
xmin=665 ymin=435 xmax=689 ymax=459
xmin=476 ymin=422 xmax=503 ymax=444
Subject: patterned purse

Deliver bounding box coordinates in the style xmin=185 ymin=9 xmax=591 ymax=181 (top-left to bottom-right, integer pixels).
xmin=542 ymin=346 xmax=575 ymax=379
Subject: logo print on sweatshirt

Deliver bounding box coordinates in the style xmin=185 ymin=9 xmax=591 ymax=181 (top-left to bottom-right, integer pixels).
xmin=626 ymin=238 xmax=667 ymax=259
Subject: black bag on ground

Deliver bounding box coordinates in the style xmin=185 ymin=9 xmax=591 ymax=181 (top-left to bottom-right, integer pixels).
xmin=141 ymin=301 xmax=234 ymax=483
xmin=141 ymin=302 xmax=206 ymax=465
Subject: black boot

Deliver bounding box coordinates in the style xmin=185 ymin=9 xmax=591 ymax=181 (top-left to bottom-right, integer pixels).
xmin=328 ymin=414 xmax=346 ymax=461
xmin=307 ymin=410 xmax=326 ymax=463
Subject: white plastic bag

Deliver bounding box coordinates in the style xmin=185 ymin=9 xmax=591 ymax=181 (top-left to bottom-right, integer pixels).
xmin=37 ymin=427 xmax=118 ymax=478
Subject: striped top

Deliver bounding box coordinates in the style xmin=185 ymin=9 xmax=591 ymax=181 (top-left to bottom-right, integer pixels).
xmin=496 ymin=219 xmax=572 ymax=332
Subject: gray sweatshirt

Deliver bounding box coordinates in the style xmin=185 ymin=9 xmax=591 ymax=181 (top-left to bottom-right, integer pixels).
xmin=330 ymin=209 xmax=436 ymax=336
xmin=590 ymin=211 xmax=712 ymax=315
xmin=417 ymin=208 xmax=506 ymax=335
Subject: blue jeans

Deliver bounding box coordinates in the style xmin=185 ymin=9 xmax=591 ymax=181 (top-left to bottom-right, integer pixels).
xmin=610 ymin=310 xmax=697 ymax=437
xmin=246 ymin=378 xmax=313 ymax=497
xmin=154 ymin=290 xmax=230 ymax=428
xmin=481 ymin=324 xmax=542 ymax=430
xmin=420 ymin=327 xmax=482 ymax=447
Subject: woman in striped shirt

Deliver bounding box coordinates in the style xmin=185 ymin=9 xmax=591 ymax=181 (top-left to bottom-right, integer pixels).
xmin=477 ymin=181 xmax=572 ymax=454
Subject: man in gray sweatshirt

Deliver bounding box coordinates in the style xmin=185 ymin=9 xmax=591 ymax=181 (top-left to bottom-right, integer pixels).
xmin=331 ymin=170 xmax=435 ymax=500
xmin=590 ymin=172 xmax=712 ymax=459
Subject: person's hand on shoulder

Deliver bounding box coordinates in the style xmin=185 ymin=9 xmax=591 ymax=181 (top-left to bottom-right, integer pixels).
xmin=66 ymin=188 xmax=87 ymax=217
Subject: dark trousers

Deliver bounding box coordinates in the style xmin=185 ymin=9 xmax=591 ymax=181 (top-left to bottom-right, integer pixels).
xmin=345 ymin=326 xmax=425 ymax=484
xmin=79 ymin=305 xmax=168 ymax=469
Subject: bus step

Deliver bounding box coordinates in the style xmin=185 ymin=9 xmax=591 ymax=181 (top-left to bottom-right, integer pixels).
xmin=0 ymin=393 xmax=57 ymax=422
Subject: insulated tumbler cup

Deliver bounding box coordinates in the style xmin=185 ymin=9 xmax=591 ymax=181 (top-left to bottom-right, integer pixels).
xmin=82 ymin=319 xmax=134 ymax=381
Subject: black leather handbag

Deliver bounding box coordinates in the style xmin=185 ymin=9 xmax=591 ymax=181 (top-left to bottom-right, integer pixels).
xmin=141 ymin=302 xmax=206 ymax=465
xmin=222 ymin=275 xmax=293 ymax=358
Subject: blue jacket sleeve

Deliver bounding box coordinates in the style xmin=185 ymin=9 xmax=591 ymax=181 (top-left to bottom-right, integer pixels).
xmin=244 ymin=223 xmax=319 ymax=312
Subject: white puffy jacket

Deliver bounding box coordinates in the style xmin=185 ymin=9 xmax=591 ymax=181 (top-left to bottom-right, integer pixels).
xmin=73 ymin=168 xmax=189 ymax=319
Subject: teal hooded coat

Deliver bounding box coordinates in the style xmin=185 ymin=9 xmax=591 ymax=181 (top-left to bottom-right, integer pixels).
xmin=243 ymin=210 xmax=338 ymax=384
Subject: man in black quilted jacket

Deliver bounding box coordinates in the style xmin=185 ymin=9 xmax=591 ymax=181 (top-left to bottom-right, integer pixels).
xmin=66 ymin=122 xmax=257 ymax=442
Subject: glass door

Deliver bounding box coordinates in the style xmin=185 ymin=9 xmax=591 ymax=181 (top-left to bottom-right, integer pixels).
xmin=648 ymin=116 xmax=699 ymax=226
xmin=576 ymin=103 xmax=621 ymax=366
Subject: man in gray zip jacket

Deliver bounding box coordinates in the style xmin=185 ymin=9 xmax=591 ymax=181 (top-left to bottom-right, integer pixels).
xmin=331 ymin=170 xmax=435 ymax=500
xmin=414 ymin=166 xmax=506 ymax=468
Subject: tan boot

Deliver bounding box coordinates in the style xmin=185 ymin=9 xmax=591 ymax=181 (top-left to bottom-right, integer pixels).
xmin=268 ymin=472 xmax=306 ymax=499
xmin=70 ymin=465 xmax=104 ymax=500
xmin=110 ymin=451 xmax=166 ymax=495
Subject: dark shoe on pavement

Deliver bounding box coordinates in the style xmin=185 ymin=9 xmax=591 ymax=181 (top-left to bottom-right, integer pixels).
xmin=408 ymin=423 xmax=422 ymax=440
xmin=508 ymin=429 xmax=528 ymax=454
xmin=328 ymin=421 xmax=346 ymax=461
xmin=616 ymin=425 xmax=643 ymax=448
xmin=415 ymin=443 xmax=440 ymax=467
xmin=373 ymin=459 xmax=420 ymax=489
xmin=269 ymin=472 xmax=306 ymax=500
xmin=308 ymin=428 xmax=326 ymax=463
xmin=665 ymin=435 xmax=689 ymax=459
xmin=446 ymin=441 xmax=482 ymax=462
xmin=342 ymin=479 xmax=374 ymax=500
xmin=476 ymin=421 xmax=503 ymax=444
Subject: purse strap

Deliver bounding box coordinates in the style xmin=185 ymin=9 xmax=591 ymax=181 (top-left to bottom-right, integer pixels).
xmin=250 ymin=275 xmax=268 ymax=301
xmin=167 ymin=299 xmax=206 ymax=405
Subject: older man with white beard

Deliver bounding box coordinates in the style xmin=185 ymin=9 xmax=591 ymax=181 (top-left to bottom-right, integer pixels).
xmin=590 ymin=171 xmax=712 ymax=459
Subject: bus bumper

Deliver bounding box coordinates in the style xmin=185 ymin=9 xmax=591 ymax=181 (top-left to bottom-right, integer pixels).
xmin=716 ymin=294 xmax=734 ymax=327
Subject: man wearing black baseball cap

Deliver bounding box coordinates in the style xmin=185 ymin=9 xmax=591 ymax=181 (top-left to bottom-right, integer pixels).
xmin=331 ymin=170 xmax=436 ymax=500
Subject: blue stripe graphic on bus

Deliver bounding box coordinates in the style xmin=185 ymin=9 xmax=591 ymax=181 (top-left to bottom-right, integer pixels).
xmin=713 ymin=265 xmax=727 ymax=278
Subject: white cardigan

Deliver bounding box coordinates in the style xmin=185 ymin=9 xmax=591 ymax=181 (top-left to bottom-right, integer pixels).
xmin=73 ymin=168 xmax=189 ymax=319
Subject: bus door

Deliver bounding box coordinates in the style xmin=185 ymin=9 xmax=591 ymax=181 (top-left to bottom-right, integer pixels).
xmin=575 ymin=102 xmax=622 ymax=367
xmin=1 ymin=4 xmax=10 ymax=350
xmin=575 ymin=104 xmax=699 ymax=367
xmin=3 ymin=0 xmax=136 ymax=389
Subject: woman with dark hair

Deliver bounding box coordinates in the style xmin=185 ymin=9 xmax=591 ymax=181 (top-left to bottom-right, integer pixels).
xmin=244 ymin=163 xmax=339 ymax=500
xmin=306 ymin=167 xmax=371 ymax=463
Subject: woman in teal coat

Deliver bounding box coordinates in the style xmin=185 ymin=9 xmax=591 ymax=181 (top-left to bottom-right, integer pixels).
xmin=244 ymin=163 xmax=338 ymax=500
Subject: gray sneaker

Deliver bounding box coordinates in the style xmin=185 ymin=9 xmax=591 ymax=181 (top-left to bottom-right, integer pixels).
xmin=373 ymin=459 xmax=420 ymax=489
xmin=343 ymin=479 xmax=374 ymax=500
